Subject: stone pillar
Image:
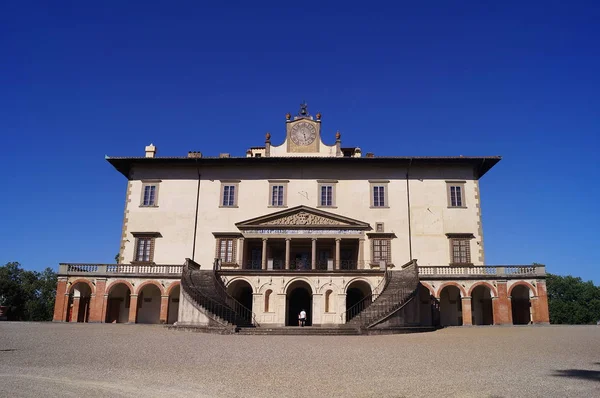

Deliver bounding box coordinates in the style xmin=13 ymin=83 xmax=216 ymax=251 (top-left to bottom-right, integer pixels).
xmin=53 ymin=278 xmax=68 ymax=321
xmin=492 ymin=281 xmax=511 ymax=325
xmin=101 ymin=294 xmax=109 ymax=323
xmin=311 ymin=238 xmax=317 ymax=270
xmin=88 ymin=278 xmax=106 ymax=322
xmin=285 ymin=238 xmax=291 ymax=270
xmin=461 ymin=296 xmax=473 ymax=326
xmin=335 ymin=238 xmax=341 ymax=270
xmin=261 ymin=238 xmax=268 ymax=270
xmin=159 ymin=295 xmax=169 ymax=324
xmin=533 ymin=280 xmax=550 ymax=324
xmin=70 ymin=297 xmax=81 ymax=323
xmin=238 ymin=238 xmax=245 ymax=268
xmin=358 ymin=238 xmax=365 ymax=269
xmin=128 ymin=294 xmax=139 ymax=323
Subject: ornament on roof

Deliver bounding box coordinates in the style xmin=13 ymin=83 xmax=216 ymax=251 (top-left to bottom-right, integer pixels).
xmin=298 ymin=101 xmax=310 ymax=118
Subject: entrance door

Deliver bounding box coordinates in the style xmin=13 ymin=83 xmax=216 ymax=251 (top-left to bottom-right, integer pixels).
xmin=286 ymin=282 xmax=313 ymax=326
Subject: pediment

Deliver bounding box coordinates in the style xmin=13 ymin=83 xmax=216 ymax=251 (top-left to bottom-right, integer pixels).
xmin=236 ymin=205 xmax=370 ymax=230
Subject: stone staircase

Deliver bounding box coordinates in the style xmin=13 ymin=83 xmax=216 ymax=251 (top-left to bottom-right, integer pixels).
xmin=345 ymin=260 xmax=420 ymax=329
xmin=181 ymin=259 xmax=256 ymax=328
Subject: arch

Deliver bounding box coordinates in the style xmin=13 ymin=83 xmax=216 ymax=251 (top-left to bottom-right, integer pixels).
xmin=418 ymin=283 xmax=437 ymax=327
xmin=420 ymin=282 xmax=435 ymax=297
xmin=105 ymin=282 xmax=132 ymax=323
xmin=324 ymin=290 xmax=333 ymax=313
xmin=227 ymin=279 xmax=254 ymax=312
xmin=343 ymin=277 xmax=375 ymax=292
xmin=135 ymin=280 xmax=165 ymax=296
xmin=167 ymin=283 xmax=180 ymax=325
xmin=471 ymin=285 xmax=494 ymax=325
xmin=316 ymin=281 xmax=341 ymax=295
xmin=137 ymin=283 xmax=162 ymax=324
xmin=286 ymin=280 xmax=313 ymax=326
xmin=66 ymin=281 xmax=92 ymax=323
xmin=511 ymin=284 xmax=533 ymax=325
xmin=435 ymin=282 xmax=467 ymax=299
xmin=264 ymin=289 xmax=273 ymax=313
xmin=468 ymin=282 xmax=497 ymax=298
xmin=226 ymin=277 xmax=256 ymax=294
xmin=508 ymin=281 xmax=537 ymax=297
xmin=106 ymin=280 xmax=135 ymax=295
xmin=68 ymin=279 xmax=95 ymax=295
xmin=345 ymin=280 xmax=372 ymax=322
xmin=283 ymin=277 xmax=315 ymax=295
xmin=166 ymin=281 xmax=181 ymax=296
xmin=439 ymin=285 xmax=463 ymax=326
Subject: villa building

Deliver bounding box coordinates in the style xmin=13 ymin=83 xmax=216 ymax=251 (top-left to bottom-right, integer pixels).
xmin=52 ymin=104 xmax=549 ymax=331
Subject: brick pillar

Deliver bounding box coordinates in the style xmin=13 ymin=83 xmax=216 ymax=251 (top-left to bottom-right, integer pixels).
xmin=128 ymin=294 xmax=138 ymax=323
xmin=493 ymin=282 xmax=511 ymax=325
xmin=461 ymin=297 xmax=473 ymax=326
xmin=53 ymin=278 xmax=68 ymax=321
xmin=70 ymin=297 xmax=81 ymax=322
xmin=88 ymin=278 xmax=106 ymax=323
xmin=533 ymin=280 xmax=550 ymax=324
xmin=159 ymin=295 xmax=169 ymax=324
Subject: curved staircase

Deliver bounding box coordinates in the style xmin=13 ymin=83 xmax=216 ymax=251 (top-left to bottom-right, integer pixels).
xmin=345 ymin=260 xmax=420 ymax=329
xmin=181 ymin=258 xmax=258 ymax=328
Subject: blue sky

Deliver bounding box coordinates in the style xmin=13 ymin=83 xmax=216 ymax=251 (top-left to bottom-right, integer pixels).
xmin=1 ymin=1 xmax=598 ymax=282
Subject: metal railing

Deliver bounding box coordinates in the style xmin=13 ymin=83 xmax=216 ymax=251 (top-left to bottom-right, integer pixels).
xmin=418 ymin=264 xmax=546 ymax=277
xmin=212 ymin=259 xmax=259 ymax=327
xmin=225 ymin=260 xmax=372 ymax=271
xmin=59 ymin=263 xmax=183 ymax=276
xmin=343 ymin=260 xmax=420 ymax=327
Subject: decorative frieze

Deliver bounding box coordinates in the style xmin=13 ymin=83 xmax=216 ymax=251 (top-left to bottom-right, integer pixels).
xmin=259 ymin=211 xmax=348 ymax=226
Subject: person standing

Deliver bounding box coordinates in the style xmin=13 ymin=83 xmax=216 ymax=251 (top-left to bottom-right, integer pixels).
xmin=299 ymin=309 xmax=307 ymax=327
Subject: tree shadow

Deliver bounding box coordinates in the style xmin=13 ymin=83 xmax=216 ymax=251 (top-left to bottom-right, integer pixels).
xmin=553 ymin=369 xmax=600 ymax=382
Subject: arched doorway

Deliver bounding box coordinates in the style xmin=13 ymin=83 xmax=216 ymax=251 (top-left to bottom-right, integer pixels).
xmin=67 ymin=282 xmax=92 ymax=322
xmin=511 ymin=285 xmax=532 ymax=325
xmin=440 ymin=286 xmax=462 ymax=326
xmin=137 ymin=284 xmax=162 ymax=324
xmin=227 ymin=280 xmax=253 ymax=312
xmin=346 ymin=280 xmax=372 ymax=321
xmin=286 ymin=280 xmax=313 ymax=326
xmin=418 ymin=284 xmax=433 ymax=326
xmin=167 ymin=284 xmax=180 ymax=325
xmin=471 ymin=285 xmax=494 ymax=325
xmin=105 ymin=283 xmax=131 ymax=323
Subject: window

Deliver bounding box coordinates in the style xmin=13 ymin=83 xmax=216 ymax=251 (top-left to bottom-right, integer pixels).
xmin=376 ymin=222 xmax=384 ymax=232
xmin=216 ymin=238 xmax=236 ymax=264
xmin=317 ymin=180 xmax=337 ymax=208
xmin=134 ymin=236 xmax=154 ymax=262
xmin=447 ymin=181 xmax=466 ymax=208
xmin=269 ymin=180 xmax=288 ymax=207
xmin=372 ymin=239 xmax=391 ymax=264
xmin=369 ymin=180 xmax=389 ymax=208
xmin=223 ymin=185 xmax=235 ymax=206
xmin=220 ymin=181 xmax=240 ymax=207
xmin=447 ymin=233 xmax=473 ymax=264
xmin=140 ymin=181 xmax=160 ymax=207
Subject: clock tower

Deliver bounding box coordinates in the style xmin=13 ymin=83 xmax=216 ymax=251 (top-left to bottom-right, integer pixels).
xmin=285 ymin=102 xmax=322 ymax=154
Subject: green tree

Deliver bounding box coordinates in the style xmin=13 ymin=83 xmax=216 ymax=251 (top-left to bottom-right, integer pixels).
xmin=0 ymin=262 xmax=57 ymax=321
xmin=546 ymin=273 xmax=600 ymax=324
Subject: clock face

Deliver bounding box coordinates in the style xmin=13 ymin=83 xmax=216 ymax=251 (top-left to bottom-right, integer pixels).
xmin=290 ymin=122 xmax=317 ymax=146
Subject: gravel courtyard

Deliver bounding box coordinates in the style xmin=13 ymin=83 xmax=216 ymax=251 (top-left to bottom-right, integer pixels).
xmin=0 ymin=323 xmax=598 ymax=397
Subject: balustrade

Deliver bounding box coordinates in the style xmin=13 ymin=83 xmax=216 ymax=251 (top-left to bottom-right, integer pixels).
xmin=59 ymin=263 xmax=183 ymax=276
xmin=418 ymin=265 xmax=545 ymax=277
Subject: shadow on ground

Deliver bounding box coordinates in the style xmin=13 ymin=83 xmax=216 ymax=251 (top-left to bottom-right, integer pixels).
xmin=553 ymin=369 xmax=600 ymax=382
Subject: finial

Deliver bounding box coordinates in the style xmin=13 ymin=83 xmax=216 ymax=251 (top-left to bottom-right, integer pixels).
xmin=265 ymin=132 xmax=271 ymax=141
xmin=298 ymin=101 xmax=309 ymax=117
xmin=285 ymin=113 xmax=291 ymax=120
xmin=316 ymin=112 xmax=322 ymax=120
xmin=335 ymin=131 xmax=341 ymax=140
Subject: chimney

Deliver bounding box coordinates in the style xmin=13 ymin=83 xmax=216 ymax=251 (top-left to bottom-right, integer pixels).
xmin=219 ymin=153 xmax=230 ymax=158
xmin=187 ymin=151 xmax=202 ymax=158
xmin=365 ymin=152 xmax=375 ymax=158
xmin=145 ymin=143 xmax=156 ymax=158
